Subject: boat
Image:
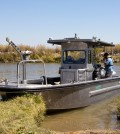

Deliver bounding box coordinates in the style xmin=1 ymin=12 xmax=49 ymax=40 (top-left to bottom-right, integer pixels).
xmin=0 ymin=35 xmax=120 ymax=111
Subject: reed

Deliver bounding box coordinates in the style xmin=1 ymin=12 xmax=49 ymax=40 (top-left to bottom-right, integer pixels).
xmin=1 ymin=43 xmax=120 ymax=63
xmin=0 ymin=44 xmax=61 ymax=63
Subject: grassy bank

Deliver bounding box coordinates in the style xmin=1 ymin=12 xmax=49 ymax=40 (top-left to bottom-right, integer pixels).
xmin=1 ymin=95 xmax=120 ymax=134
xmin=0 ymin=44 xmax=61 ymax=63
xmin=0 ymin=94 xmax=55 ymax=134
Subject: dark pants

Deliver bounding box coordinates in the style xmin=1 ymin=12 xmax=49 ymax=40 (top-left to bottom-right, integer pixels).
xmin=105 ymin=71 xmax=112 ymax=78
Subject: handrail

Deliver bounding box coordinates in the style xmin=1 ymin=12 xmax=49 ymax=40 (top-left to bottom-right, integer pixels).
xmin=17 ymin=59 xmax=47 ymax=86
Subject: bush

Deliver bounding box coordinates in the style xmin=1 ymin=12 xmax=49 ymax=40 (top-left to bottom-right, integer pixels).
xmin=0 ymin=94 xmax=48 ymax=134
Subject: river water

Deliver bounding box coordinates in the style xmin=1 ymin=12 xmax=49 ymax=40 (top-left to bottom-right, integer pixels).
xmin=42 ymin=98 xmax=120 ymax=132
xmin=0 ymin=63 xmax=60 ymax=81
xmin=0 ymin=63 xmax=120 ymax=132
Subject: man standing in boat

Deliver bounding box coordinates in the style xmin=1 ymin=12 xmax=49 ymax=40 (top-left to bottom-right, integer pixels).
xmin=103 ymin=52 xmax=113 ymax=78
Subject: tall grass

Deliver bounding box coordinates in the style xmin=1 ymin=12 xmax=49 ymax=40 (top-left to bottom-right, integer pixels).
xmin=0 ymin=44 xmax=61 ymax=63
xmin=0 ymin=94 xmax=54 ymax=134
xmin=1 ymin=43 xmax=120 ymax=63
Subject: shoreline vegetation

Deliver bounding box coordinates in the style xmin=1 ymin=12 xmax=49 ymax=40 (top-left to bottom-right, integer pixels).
xmin=0 ymin=43 xmax=120 ymax=63
xmin=0 ymin=95 xmax=120 ymax=133
xmin=0 ymin=44 xmax=61 ymax=63
xmin=0 ymin=94 xmax=54 ymax=134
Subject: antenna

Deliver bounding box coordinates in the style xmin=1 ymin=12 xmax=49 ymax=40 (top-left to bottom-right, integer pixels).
xmin=75 ymin=33 xmax=77 ymax=39
xmin=6 ymin=37 xmax=23 ymax=60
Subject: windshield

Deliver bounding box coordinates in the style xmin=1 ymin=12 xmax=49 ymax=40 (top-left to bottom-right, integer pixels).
xmin=63 ymin=50 xmax=86 ymax=64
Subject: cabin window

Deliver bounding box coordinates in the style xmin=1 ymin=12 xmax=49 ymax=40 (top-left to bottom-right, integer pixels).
xmin=63 ymin=50 xmax=85 ymax=64
xmin=88 ymin=50 xmax=92 ymax=64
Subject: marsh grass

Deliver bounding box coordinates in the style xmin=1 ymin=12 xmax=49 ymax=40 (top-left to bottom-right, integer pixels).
xmin=0 ymin=44 xmax=61 ymax=63
xmin=0 ymin=94 xmax=54 ymax=134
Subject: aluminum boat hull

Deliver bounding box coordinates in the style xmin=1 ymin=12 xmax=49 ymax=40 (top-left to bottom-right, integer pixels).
xmin=0 ymin=77 xmax=120 ymax=110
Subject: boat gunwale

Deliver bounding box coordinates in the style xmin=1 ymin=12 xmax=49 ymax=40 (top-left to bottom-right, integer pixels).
xmin=0 ymin=76 xmax=120 ymax=93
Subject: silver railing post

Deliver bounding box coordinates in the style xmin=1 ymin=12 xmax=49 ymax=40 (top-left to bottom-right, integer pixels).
xmin=17 ymin=60 xmax=47 ymax=86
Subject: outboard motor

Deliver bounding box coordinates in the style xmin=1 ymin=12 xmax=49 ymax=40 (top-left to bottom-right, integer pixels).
xmin=92 ymin=64 xmax=105 ymax=80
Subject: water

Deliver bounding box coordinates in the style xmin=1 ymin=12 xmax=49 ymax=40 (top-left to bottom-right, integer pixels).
xmin=42 ymin=98 xmax=120 ymax=132
xmin=0 ymin=63 xmax=60 ymax=81
xmin=0 ymin=63 xmax=120 ymax=131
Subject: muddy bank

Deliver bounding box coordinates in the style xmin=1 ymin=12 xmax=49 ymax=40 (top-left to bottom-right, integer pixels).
xmin=42 ymin=97 xmax=120 ymax=132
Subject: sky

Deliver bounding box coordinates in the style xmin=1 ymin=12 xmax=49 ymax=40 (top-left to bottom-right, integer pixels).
xmin=0 ymin=0 xmax=120 ymax=46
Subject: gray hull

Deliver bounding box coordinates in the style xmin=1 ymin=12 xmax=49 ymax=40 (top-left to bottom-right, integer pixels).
xmin=42 ymin=77 xmax=120 ymax=110
xmin=0 ymin=77 xmax=120 ymax=110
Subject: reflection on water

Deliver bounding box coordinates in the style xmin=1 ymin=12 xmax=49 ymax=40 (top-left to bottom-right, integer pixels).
xmin=42 ymin=98 xmax=119 ymax=132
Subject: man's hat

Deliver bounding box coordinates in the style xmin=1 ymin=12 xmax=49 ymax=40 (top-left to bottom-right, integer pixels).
xmin=104 ymin=52 xmax=109 ymax=57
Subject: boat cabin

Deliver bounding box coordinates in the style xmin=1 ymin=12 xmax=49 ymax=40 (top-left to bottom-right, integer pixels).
xmin=48 ymin=35 xmax=114 ymax=84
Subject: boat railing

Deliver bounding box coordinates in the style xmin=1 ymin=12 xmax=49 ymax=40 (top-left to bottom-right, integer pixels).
xmin=17 ymin=59 xmax=47 ymax=86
